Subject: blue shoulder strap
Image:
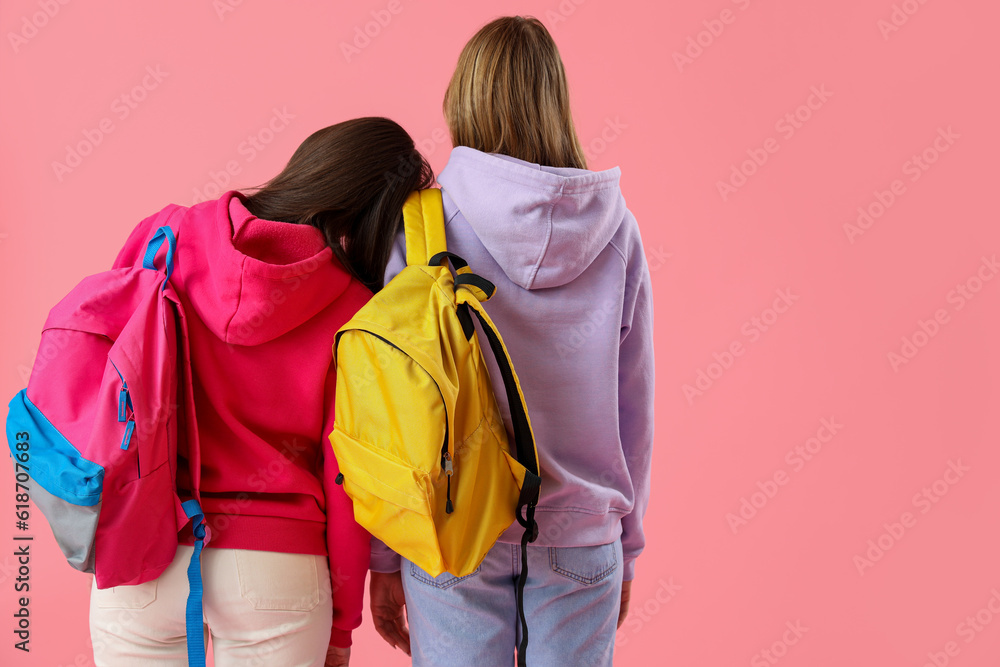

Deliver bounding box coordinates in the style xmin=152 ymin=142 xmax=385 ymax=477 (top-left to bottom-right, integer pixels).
xmin=181 ymin=499 xmax=206 ymax=667
xmin=142 ymin=226 xmax=176 ymax=287
xmin=145 ymin=224 xmax=202 ymax=666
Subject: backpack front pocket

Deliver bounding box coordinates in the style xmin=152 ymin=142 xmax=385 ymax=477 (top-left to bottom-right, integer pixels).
xmin=330 ymin=428 xmax=447 ymax=576
xmin=330 ymin=429 xmax=434 ymax=517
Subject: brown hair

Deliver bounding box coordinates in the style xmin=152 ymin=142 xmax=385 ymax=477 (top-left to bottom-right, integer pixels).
xmin=242 ymin=117 xmax=433 ymax=292
xmin=443 ymin=16 xmax=587 ymax=170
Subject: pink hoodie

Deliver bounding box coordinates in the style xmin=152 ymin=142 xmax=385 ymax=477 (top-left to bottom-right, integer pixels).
xmin=112 ymin=190 xmax=371 ymax=648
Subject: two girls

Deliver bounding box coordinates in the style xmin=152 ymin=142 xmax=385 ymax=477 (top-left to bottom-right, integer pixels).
xmin=90 ymin=14 xmax=652 ymax=667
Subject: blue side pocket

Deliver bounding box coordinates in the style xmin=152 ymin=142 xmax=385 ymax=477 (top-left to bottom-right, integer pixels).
xmin=7 ymin=389 xmax=105 ymax=573
xmin=6 ymin=389 xmax=104 ymax=506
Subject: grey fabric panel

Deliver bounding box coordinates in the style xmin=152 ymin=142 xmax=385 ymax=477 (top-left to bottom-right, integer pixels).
xmin=31 ymin=479 xmax=99 ymax=573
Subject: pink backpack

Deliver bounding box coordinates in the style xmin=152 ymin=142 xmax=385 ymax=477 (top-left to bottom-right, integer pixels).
xmin=6 ymin=214 xmax=210 ymax=665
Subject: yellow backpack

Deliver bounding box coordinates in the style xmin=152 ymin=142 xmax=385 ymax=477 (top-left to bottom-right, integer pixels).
xmin=329 ymin=188 xmax=541 ymax=661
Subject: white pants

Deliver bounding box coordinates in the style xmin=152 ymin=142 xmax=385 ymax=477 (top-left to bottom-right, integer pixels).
xmin=90 ymin=545 xmax=333 ymax=667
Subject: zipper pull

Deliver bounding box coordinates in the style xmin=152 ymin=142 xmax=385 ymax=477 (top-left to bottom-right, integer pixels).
xmin=120 ymin=419 xmax=135 ymax=450
xmin=118 ymin=387 xmax=128 ymax=422
xmin=443 ymin=452 xmax=454 ymax=514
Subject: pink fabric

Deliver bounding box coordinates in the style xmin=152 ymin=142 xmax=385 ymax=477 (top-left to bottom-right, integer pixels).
xmin=112 ymin=191 xmax=372 ymax=648
xmin=30 ymin=260 xmax=187 ymax=589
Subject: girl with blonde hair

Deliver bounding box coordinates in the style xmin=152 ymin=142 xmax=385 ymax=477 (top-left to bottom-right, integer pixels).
xmin=368 ymin=16 xmax=655 ymax=667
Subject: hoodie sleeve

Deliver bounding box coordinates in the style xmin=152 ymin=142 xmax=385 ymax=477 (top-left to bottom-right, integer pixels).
xmin=321 ymin=366 xmax=372 ymax=647
xmin=370 ymin=537 xmax=402 ymax=573
xmin=617 ymin=216 xmax=656 ymax=582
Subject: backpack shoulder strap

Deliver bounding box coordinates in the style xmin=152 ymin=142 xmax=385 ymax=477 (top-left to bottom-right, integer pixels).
xmin=404 ymin=188 xmax=447 ymax=266
xmin=142 ymin=225 xmax=177 ymax=285
xmin=141 ymin=221 xmax=208 ymax=667
xmin=456 ymin=292 xmax=540 ymax=667
xmin=459 ymin=295 xmax=540 ymax=483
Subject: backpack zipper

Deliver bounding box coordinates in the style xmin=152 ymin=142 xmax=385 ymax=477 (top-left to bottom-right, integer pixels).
xmin=118 ymin=386 xmax=128 ymax=422
xmin=442 ymin=436 xmax=454 ymax=514
xmin=360 ymin=331 xmax=455 ymax=515
xmin=111 ymin=361 xmax=135 ymax=451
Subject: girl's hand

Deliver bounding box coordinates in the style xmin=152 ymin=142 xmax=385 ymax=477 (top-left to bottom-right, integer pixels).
xmin=325 ymin=645 xmax=350 ymax=667
xmin=618 ymin=579 xmax=633 ymax=629
xmin=370 ymin=570 xmax=411 ymax=656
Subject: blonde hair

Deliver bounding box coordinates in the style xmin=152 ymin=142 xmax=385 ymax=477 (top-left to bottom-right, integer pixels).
xmin=443 ymin=16 xmax=587 ymax=170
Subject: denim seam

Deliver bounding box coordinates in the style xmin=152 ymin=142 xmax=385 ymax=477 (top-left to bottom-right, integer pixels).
xmin=409 ymin=561 xmax=481 ymax=590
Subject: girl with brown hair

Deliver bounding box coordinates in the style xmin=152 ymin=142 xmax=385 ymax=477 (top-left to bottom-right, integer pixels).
xmin=90 ymin=117 xmax=432 ymax=667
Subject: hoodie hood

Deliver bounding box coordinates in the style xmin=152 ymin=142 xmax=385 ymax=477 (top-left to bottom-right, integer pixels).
xmin=437 ymin=146 xmax=627 ymax=290
xmin=179 ymin=191 xmax=353 ymax=346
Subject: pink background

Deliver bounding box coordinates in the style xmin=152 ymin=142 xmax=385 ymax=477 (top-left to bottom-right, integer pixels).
xmin=2 ymin=1 xmax=998 ymax=665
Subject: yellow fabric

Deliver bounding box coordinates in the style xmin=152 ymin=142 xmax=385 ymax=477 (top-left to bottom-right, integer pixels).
xmin=330 ymin=189 xmax=538 ymax=577
xmin=403 ymin=187 xmax=447 ymax=266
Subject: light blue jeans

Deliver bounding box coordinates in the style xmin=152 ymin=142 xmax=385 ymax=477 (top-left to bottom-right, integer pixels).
xmin=402 ymin=537 xmax=623 ymax=667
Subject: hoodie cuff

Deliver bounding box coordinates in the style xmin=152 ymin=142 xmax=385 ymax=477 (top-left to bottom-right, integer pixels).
xmin=370 ymin=537 xmax=402 ymax=573
xmin=329 ymin=627 xmax=352 ymax=648
xmin=622 ymin=556 xmax=637 ymax=582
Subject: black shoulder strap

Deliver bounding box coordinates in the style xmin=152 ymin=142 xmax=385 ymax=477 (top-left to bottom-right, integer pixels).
xmin=461 ymin=299 xmax=540 ymax=667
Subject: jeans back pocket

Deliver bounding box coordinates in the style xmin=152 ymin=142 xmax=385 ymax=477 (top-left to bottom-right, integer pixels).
xmin=235 ymin=550 xmax=322 ymax=611
xmin=548 ymin=542 xmax=619 ymax=585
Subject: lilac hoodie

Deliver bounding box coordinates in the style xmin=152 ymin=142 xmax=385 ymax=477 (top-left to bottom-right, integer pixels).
xmin=371 ymin=147 xmax=655 ymax=581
